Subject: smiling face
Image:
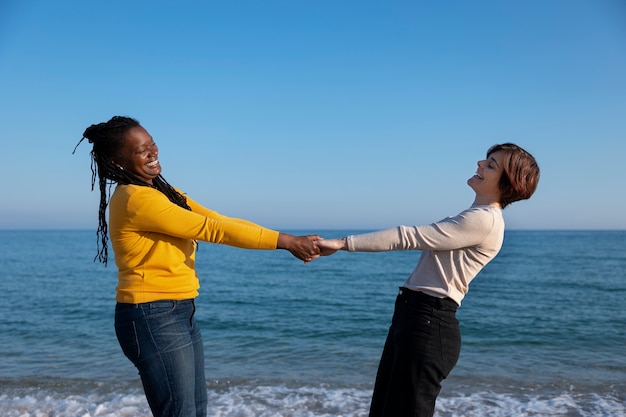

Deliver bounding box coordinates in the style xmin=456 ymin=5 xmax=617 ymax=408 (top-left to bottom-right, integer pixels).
xmin=115 ymin=125 xmax=161 ymax=184
xmin=467 ymin=150 xmax=505 ymax=206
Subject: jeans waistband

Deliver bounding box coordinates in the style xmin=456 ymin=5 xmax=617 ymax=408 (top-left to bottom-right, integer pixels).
xmin=398 ymin=287 xmax=458 ymax=311
xmin=116 ymin=299 xmax=195 ymax=310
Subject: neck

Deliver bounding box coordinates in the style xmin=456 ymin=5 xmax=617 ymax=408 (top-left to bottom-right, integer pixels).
xmin=473 ymin=195 xmax=501 ymax=208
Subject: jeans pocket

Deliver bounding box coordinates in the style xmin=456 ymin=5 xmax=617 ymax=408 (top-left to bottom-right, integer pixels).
xmin=438 ymin=320 xmax=461 ymax=375
xmin=115 ymin=320 xmax=140 ymax=362
xmin=147 ymin=300 xmax=177 ymax=317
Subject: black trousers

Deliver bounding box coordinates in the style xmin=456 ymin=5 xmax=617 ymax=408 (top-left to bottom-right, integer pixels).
xmin=369 ymin=288 xmax=461 ymax=417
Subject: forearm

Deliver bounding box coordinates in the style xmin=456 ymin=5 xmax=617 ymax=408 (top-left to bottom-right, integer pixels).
xmin=346 ymin=227 xmax=403 ymax=252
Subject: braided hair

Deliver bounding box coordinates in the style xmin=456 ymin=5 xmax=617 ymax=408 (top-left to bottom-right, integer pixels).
xmin=73 ymin=116 xmax=191 ymax=265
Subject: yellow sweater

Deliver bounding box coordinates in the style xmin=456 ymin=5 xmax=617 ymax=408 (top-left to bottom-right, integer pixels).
xmin=109 ymin=184 xmax=279 ymax=303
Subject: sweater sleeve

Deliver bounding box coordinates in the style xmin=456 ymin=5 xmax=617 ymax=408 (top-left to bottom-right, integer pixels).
xmin=347 ymin=207 xmax=499 ymax=252
xmin=123 ymin=186 xmax=279 ymax=249
xmin=183 ymin=192 xmax=269 ymax=229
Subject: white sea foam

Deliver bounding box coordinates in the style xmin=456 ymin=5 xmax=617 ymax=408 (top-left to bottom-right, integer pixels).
xmin=439 ymin=391 xmax=626 ymax=417
xmin=0 ymin=392 xmax=150 ymax=417
xmin=0 ymin=386 xmax=624 ymax=417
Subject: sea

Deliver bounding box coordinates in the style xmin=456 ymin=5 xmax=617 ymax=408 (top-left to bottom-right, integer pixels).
xmin=0 ymin=229 xmax=624 ymax=417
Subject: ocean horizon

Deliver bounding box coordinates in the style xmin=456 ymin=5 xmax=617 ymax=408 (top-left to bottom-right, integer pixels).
xmin=1 ymin=229 xmax=624 ymax=416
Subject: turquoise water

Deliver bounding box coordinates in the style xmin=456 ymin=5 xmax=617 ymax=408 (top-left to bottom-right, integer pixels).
xmin=0 ymin=230 xmax=624 ymax=416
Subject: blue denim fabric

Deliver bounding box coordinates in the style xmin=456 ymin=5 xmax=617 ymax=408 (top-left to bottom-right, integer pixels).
xmin=369 ymin=288 xmax=461 ymax=417
xmin=115 ymin=299 xmax=207 ymax=417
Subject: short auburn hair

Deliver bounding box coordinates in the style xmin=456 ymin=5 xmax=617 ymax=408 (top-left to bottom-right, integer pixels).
xmin=488 ymin=143 xmax=540 ymax=209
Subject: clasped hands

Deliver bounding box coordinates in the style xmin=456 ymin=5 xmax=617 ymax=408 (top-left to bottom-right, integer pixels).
xmin=279 ymin=234 xmax=346 ymax=264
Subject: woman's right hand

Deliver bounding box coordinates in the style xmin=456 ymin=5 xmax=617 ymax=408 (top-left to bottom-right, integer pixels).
xmin=277 ymin=233 xmax=321 ymax=263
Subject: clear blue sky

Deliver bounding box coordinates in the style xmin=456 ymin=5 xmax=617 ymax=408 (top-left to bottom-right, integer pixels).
xmin=1 ymin=0 xmax=625 ymax=230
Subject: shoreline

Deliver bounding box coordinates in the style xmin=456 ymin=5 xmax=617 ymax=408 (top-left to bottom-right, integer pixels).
xmin=1 ymin=378 xmax=624 ymax=417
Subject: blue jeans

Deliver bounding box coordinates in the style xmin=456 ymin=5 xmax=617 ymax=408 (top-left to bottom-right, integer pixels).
xmin=115 ymin=299 xmax=207 ymax=417
xmin=369 ymin=288 xmax=461 ymax=417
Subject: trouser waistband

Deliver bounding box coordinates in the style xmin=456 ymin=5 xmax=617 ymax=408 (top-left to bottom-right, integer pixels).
xmin=115 ymin=299 xmax=195 ymax=310
xmin=398 ymin=287 xmax=458 ymax=311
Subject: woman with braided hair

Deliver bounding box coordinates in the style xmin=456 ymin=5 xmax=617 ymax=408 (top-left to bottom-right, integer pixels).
xmin=74 ymin=115 xmax=320 ymax=417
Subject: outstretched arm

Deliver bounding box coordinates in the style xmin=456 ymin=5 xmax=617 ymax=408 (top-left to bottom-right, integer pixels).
xmin=277 ymin=233 xmax=321 ymax=263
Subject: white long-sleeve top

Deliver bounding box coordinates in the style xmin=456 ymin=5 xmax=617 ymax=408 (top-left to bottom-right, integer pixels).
xmin=346 ymin=205 xmax=504 ymax=305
